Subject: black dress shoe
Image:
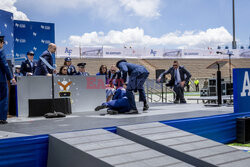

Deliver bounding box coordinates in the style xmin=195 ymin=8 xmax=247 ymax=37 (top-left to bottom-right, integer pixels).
xmin=107 ymin=109 xmax=118 ymax=115
xmin=0 ymin=120 xmax=8 ymax=124
xmin=125 ymin=109 xmax=139 ymax=114
xmin=180 ymin=100 xmax=187 ymax=104
xmin=95 ymin=105 xmax=107 ymax=111
xmin=143 ymin=104 xmax=149 ymax=111
xmin=174 ymin=100 xmax=180 ymax=104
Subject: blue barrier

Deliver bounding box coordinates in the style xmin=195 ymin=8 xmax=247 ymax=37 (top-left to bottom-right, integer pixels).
xmin=0 ymin=135 xmax=48 ymax=167
xmin=160 ymin=112 xmax=250 ymax=144
xmin=233 ymin=68 xmax=250 ymax=113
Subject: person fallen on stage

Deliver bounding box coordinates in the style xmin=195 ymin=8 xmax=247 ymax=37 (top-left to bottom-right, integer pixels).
xmin=95 ymin=84 xmax=131 ymax=115
xmin=116 ymin=59 xmax=149 ymax=114
xmin=157 ymin=60 xmax=191 ymax=104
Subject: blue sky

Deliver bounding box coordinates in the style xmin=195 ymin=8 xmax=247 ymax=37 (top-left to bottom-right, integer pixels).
xmin=1 ymin=0 xmax=250 ymax=49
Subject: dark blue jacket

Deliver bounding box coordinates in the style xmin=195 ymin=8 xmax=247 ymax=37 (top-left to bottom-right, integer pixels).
xmin=117 ymin=62 xmax=149 ymax=83
xmin=34 ymin=50 xmax=53 ymax=75
xmin=20 ymin=59 xmax=37 ymax=76
xmin=0 ymin=49 xmax=13 ymax=83
xmin=159 ymin=66 xmax=191 ymax=86
xmin=67 ymin=65 xmax=76 ymax=75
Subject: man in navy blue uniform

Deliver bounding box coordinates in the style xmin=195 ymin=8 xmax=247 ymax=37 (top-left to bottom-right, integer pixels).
xmin=34 ymin=43 xmax=56 ymax=76
xmin=75 ymin=63 xmax=89 ymax=76
xmin=0 ymin=36 xmax=16 ymax=124
xmin=20 ymin=51 xmax=37 ymax=76
xmin=116 ymin=59 xmax=149 ymax=114
xmin=64 ymin=57 xmax=76 ymax=75
xmin=95 ymin=86 xmax=131 ymax=114
xmin=157 ymin=60 xmax=191 ymax=103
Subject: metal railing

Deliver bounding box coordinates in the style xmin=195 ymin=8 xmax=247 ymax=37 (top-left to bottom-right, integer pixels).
xmin=145 ymin=79 xmax=175 ymax=103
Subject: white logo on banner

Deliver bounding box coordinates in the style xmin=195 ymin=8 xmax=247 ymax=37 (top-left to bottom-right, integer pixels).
xmin=4 ymin=24 xmax=7 ymax=28
xmin=241 ymin=71 xmax=250 ymax=97
xmin=33 ymin=32 xmax=37 ymax=36
xmin=41 ymin=39 xmax=50 ymax=44
xmin=65 ymin=47 xmax=72 ymax=56
xmin=41 ymin=25 xmax=50 ymax=30
xmin=16 ymin=38 xmax=26 ymax=43
xmin=33 ymin=47 xmax=37 ymax=51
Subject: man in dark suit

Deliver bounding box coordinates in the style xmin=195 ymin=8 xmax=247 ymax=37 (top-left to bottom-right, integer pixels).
xmin=34 ymin=43 xmax=56 ymax=76
xmin=116 ymin=59 xmax=149 ymax=114
xmin=157 ymin=60 xmax=191 ymax=103
xmin=0 ymin=36 xmax=16 ymax=124
xmin=20 ymin=51 xmax=37 ymax=76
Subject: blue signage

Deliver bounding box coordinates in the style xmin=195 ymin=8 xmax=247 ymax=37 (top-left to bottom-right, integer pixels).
xmin=0 ymin=9 xmax=14 ymax=59
xmin=14 ymin=20 xmax=55 ymax=64
xmin=233 ymin=68 xmax=250 ymax=113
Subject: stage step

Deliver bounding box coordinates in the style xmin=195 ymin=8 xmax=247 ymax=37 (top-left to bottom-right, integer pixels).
xmin=47 ymin=129 xmax=194 ymax=167
xmin=117 ymin=122 xmax=250 ymax=167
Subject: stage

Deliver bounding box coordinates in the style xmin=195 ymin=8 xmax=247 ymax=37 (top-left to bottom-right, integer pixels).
xmin=0 ymin=103 xmax=233 ymax=136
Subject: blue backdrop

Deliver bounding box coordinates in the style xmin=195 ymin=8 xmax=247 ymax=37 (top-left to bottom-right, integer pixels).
xmin=0 ymin=9 xmax=14 ymax=60
xmin=233 ymin=68 xmax=250 ymax=113
xmin=14 ymin=20 xmax=55 ymax=65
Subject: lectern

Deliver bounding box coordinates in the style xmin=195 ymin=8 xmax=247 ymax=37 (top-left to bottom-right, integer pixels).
xmin=207 ymin=60 xmax=228 ymax=105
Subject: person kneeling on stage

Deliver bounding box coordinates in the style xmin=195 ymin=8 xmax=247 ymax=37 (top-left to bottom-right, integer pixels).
xmin=157 ymin=60 xmax=191 ymax=104
xmin=95 ymin=85 xmax=131 ymax=115
xmin=116 ymin=59 xmax=149 ymax=114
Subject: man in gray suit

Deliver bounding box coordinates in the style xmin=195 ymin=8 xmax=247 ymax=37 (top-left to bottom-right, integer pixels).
xmin=157 ymin=60 xmax=191 ymax=104
xmin=0 ymin=36 xmax=16 ymax=124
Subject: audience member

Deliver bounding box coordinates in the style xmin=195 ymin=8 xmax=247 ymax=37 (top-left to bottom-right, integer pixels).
xmin=14 ymin=65 xmax=23 ymax=78
xmin=0 ymin=36 xmax=16 ymax=124
xmin=20 ymin=51 xmax=37 ymax=76
xmin=34 ymin=43 xmax=56 ymax=76
xmin=96 ymin=65 xmax=108 ymax=83
xmin=58 ymin=65 xmax=68 ymax=75
xmin=157 ymin=60 xmax=191 ymax=104
xmin=64 ymin=57 xmax=76 ymax=75
xmin=76 ymin=63 xmax=89 ymax=76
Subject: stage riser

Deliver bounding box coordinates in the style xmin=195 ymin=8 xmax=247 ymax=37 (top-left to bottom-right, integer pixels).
xmin=117 ymin=122 xmax=250 ymax=167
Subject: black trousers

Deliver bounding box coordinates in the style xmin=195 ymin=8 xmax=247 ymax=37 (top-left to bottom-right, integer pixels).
xmin=173 ymin=85 xmax=185 ymax=101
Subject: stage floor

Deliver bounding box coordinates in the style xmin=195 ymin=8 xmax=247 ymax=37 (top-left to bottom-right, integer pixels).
xmin=0 ymin=103 xmax=233 ymax=137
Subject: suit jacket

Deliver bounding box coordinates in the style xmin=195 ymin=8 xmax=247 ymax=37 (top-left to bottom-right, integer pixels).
xmin=34 ymin=50 xmax=53 ymax=76
xmin=159 ymin=66 xmax=191 ymax=86
xmin=20 ymin=59 xmax=37 ymax=76
xmin=0 ymin=49 xmax=13 ymax=83
xmin=117 ymin=62 xmax=149 ymax=83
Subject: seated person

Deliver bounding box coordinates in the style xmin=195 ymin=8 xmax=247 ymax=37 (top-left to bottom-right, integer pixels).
xmin=95 ymin=85 xmax=131 ymax=115
xmin=96 ymin=65 xmax=108 ymax=83
xmin=14 ymin=65 xmax=23 ymax=78
xmin=106 ymin=65 xmax=121 ymax=102
xmin=20 ymin=51 xmax=37 ymax=76
xmin=64 ymin=57 xmax=76 ymax=75
xmin=76 ymin=63 xmax=89 ymax=76
xmin=57 ymin=65 xmax=68 ymax=75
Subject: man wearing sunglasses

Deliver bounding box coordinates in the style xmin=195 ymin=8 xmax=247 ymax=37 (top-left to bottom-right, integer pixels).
xmin=0 ymin=36 xmax=16 ymax=124
xmin=157 ymin=60 xmax=191 ymax=104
